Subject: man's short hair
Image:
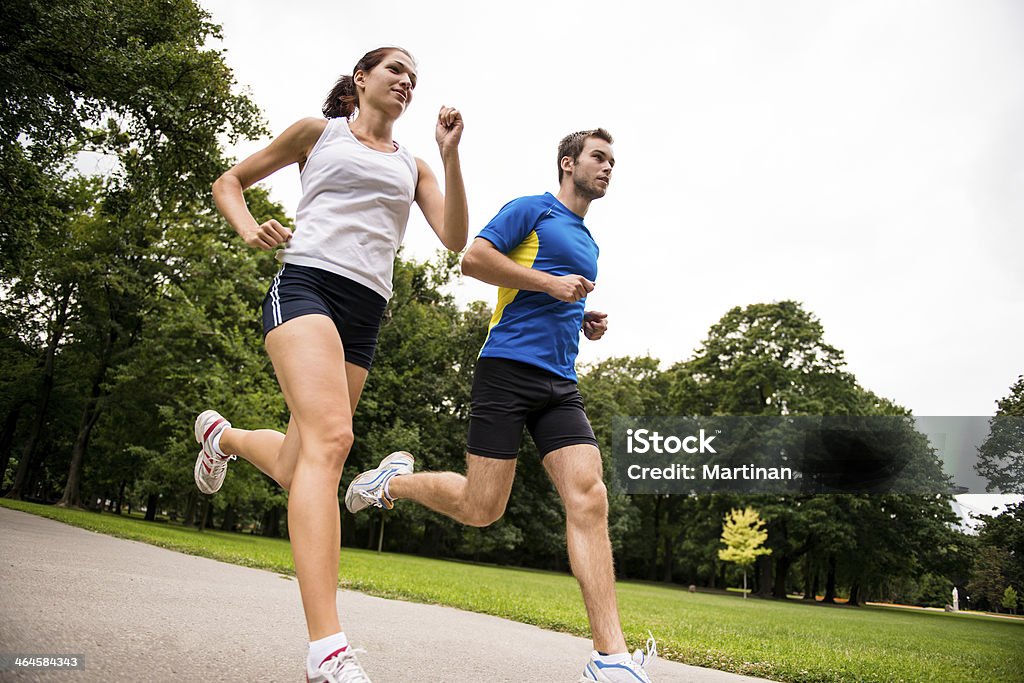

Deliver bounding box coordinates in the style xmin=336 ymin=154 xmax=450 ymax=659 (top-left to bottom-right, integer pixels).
xmin=557 ymin=128 xmax=614 ymax=183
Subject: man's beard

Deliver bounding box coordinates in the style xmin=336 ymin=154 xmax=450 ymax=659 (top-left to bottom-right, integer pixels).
xmin=573 ymin=176 xmax=605 ymax=201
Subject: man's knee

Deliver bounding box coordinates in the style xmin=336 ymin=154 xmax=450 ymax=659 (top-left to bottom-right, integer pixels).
xmin=463 ymin=499 xmax=507 ymax=527
xmin=565 ymin=477 xmax=608 ymax=522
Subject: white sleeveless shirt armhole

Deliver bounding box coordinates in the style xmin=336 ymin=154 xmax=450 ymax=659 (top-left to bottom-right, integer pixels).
xmin=278 ymin=117 xmax=418 ymax=300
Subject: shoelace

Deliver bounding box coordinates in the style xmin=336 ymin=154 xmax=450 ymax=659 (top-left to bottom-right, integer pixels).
xmin=357 ymin=488 xmax=385 ymax=508
xmin=633 ymin=630 xmax=657 ymax=668
xmin=319 ymin=648 xmax=370 ymax=683
xmin=204 ymin=453 xmax=235 ymax=476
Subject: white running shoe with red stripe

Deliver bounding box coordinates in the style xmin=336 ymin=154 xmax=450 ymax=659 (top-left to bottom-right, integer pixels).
xmin=307 ymin=647 xmax=371 ymax=683
xmin=193 ymin=410 xmax=235 ymax=495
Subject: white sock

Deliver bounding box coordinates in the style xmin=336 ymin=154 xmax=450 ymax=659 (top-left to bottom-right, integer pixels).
xmin=211 ymin=431 xmax=228 ymax=459
xmin=594 ymin=651 xmax=631 ymax=664
xmin=308 ymin=632 xmax=349 ymax=672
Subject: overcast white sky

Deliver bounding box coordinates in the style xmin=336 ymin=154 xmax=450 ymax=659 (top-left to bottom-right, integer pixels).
xmin=198 ymin=0 xmax=1023 ymax=417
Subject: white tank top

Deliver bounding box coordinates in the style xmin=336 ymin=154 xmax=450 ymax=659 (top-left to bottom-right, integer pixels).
xmin=278 ymin=117 xmax=418 ymax=300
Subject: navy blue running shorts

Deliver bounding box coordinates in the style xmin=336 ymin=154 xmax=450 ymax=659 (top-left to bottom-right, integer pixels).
xmin=261 ymin=264 xmax=388 ymax=370
xmin=467 ymin=357 xmax=599 ymax=459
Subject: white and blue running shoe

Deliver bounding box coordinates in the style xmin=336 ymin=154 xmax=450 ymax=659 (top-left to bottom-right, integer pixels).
xmin=345 ymin=451 xmax=414 ymax=513
xmin=580 ymin=632 xmax=657 ymax=682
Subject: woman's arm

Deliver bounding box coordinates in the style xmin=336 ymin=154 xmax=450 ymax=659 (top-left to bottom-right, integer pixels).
xmin=414 ymin=106 xmax=468 ymax=252
xmin=212 ymin=117 xmax=327 ymax=250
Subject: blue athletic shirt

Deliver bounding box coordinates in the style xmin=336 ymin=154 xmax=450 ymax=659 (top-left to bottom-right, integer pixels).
xmin=477 ymin=192 xmax=599 ymax=382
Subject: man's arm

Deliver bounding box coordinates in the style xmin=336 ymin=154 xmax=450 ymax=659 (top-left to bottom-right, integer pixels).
xmin=461 ymin=237 xmax=594 ymax=303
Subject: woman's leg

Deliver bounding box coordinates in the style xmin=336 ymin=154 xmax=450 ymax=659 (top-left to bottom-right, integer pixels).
xmin=215 ymin=357 xmax=368 ymax=492
xmin=218 ymin=418 xmax=295 ymax=490
xmin=263 ymin=314 xmax=368 ymax=639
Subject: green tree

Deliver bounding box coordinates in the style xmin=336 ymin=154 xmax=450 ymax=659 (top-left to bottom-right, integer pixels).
xmin=976 ymin=374 xmax=1024 ymax=494
xmin=683 ymin=301 xmax=860 ymax=416
xmin=969 ymin=545 xmax=1012 ymax=612
xmin=1002 ymin=585 xmax=1018 ymax=614
xmin=974 ymin=501 xmax=1024 ymax=598
xmin=669 ymin=301 xmax=955 ymax=602
xmin=1 ymin=0 xmax=265 ymax=507
xmin=718 ymin=506 xmax=772 ymax=598
xmin=1 ymin=0 xmax=263 ymax=267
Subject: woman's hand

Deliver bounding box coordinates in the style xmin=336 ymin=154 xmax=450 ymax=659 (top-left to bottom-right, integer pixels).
xmin=435 ymin=105 xmax=463 ymax=157
xmin=242 ymin=219 xmax=292 ymax=250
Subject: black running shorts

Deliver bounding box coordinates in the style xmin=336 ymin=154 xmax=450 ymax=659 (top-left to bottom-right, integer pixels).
xmin=467 ymin=357 xmax=599 ymax=459
xmin=261 ymin=264 xmax=388 ymax=370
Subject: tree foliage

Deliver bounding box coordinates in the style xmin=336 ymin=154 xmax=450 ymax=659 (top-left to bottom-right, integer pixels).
xmin=718 ymin=506 xmax=771 ymax=598
xmin=976 ymin=375 xmax=1024 ymax=494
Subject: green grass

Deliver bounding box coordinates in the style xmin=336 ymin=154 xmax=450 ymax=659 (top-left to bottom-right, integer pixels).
xmin=3 ymin=499 xmax=1023 ymax=682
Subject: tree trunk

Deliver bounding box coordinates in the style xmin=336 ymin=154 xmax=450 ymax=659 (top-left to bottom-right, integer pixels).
xmin=114 ymin=479 xmax=126 ymax=514
xmin=661 ymin=532 xmax=674 ymax=583
xmin=183 ymin=490 xmax=197 ymax=527
xmin=197 ymin=496 xmax=211 ymax=532
xmin=262 ymin=506 xmax=282 ymax=538
xmin=365 ymin=514 xmax=378 ymax=550
xmin=5 ymin=284 xmax=73 ymax=500
xmin=823 ymin=554 xmax=837 ymax=604
xmin=220 ymin=505 xmax=236 ymax=532
xmin=756 ymin=554 xmax=772 ymax=597
xmin=848 ymin=582 xmax=861 ymax=607
xmin=145 ymin=493 xmax=159 ymax=521
xmin=803 ymin=556 xmax=817 ymax=600
xmin=0 ymin=402 xmax=24 ymax=492
xmin=649 ymin=495 xmax=662 ymax=581
xmin=56 ymin=354 xmax=110 ymax=508
xmin=418 ymin=519 xmax=443 ymax=557
xmin=773 ymin=555 xmax=791 ymax=598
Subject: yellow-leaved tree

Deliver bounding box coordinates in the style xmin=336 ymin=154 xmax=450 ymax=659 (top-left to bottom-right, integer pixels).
xmin=718 ymin=507 xmax=772 ymax=599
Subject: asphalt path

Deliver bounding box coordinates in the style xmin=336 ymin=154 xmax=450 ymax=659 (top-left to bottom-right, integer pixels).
xmin=0 ymin=507 xmax=775 ymax=682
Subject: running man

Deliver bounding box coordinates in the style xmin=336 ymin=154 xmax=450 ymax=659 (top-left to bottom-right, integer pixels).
xmin=346 ymin=128 xmax=657 ymax=683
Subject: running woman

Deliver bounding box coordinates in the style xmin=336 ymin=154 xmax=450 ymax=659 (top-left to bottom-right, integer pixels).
xmin=193 ymin=46 xmax=467 ymax=682
xmin=346 ymin=129 xmax=658 ymax=683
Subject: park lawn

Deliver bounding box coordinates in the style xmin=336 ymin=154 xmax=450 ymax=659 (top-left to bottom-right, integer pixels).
xmin=3 ymin=499 xmax=1022 ymax=683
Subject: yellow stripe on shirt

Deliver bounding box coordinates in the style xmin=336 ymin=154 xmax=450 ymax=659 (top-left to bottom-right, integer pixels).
xmin=481 ymin=230 xmax=540 ymax=351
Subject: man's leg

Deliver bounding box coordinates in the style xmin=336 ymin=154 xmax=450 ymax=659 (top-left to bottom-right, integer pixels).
xmin=543 ymin=444 xmax=627 ymax=654
xmin=387 ymin=454 xmax=516 ymax=527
